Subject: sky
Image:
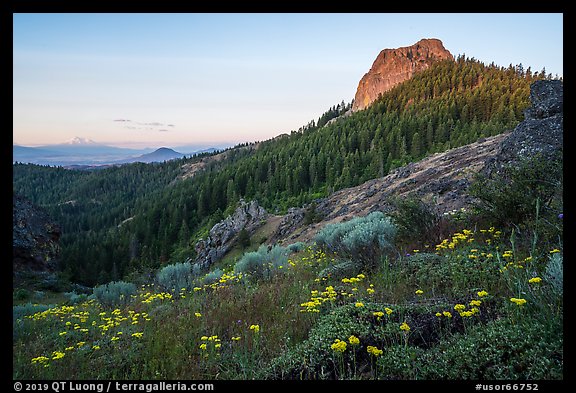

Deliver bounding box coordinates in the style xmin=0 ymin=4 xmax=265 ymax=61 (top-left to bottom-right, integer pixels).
xmin=13 ymin=13 xmax=563 ymax=149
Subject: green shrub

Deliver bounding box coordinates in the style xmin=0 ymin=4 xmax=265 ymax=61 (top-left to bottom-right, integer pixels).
xmin=63 ymin=291 xmax=88 ymax=305
xmin=265 ymin=301 xmax=452 ymax=380
xmin=314 ymin=211 xmax=397 ymax=270
xmin=13 ymin=288 xmax=31 ymax=301
xmin=93 ymin=281 xmax=137 ymax=308
xmin=234 ymin=250 xmax=266 ymax=278
xmin=470 ymin=153 xmax=563 ymax=228
xmin=157 ymin=261 xmax=193 ymax=292
xmin=237 ymin=228 xmax=251 ymax=248
xmin=389 ymin=197 xmax=442 ymax=245
xmin=545 ymin=253 xmax=563 ymax=296
xmin=202 ymin=268 xmax=224 ymax=285
xmin=13 ymin=303 xmax=53 ymax=322
xmin=318 ymin=260 xmax=361 ymax=279
xmin=234 ymin=245 xmax=289 ymax=280
xmin=13 ymin=303 xmax=55 ymax=341
xmin=418 ymin=317 xmax=563 ymax=379
xmin=286 ymin=242 xmax=306 ymax=253
xmin=376 ymin=345 xmax=424 ymax=380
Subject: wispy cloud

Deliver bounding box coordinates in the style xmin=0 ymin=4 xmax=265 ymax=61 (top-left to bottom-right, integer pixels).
xmin=113 ymin=119 xmax=175 ymax=132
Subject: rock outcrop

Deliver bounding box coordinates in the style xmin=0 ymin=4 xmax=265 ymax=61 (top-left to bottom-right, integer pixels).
xmin=483 ymin=79 xmax=563 ymax=175
xmin=13 ymin=194 xmax=61 ymax=276
xmin=194 ymin=200 xmax=267 ymax=270
xmin=352 ymin=38 xmax=453 ymax=112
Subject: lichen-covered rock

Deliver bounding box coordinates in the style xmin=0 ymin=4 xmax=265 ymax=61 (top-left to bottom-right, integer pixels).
xmin=194 ymin=200 xmax=267 ymax=270
xmin=484 ymin=79 xmax=563 ymax=175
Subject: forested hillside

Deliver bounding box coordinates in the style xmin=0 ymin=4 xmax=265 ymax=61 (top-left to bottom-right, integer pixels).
xmin=13 ymin=56 xmax=545 ymax=286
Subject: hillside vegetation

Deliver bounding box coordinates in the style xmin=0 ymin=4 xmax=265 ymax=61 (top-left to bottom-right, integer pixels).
xmin=12 ymin=51 xmax=563 ymax=379
xmin=13 ymin=57 xmax=544 ymax=286
xmin=13 ymin=164 xmax=563 ymax=379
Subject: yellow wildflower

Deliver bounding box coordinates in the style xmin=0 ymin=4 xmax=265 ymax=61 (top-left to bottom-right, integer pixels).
xmin=348 ymin=335 xmax=360 ymax=345
xmin=477 ymin=290 xmax=488 ymax=297
xmin=469 ymin=300 xmax=482 ymax=307
xmin=355 ymin=302 xmax=364 ymax=308
xmin=249 ymin=324 xmax=260 ymax=333
xmin=51 ymin=351 xmax=65 ymax=360
xmin=331 ymin=339 xmax=347 ymax=353
xmin=528 ymin=277 xmax=542 ymax=284
xmin=367 ymin=346 xmax=383 ymax=356
xmin=400 ymin=322 xmax=410 ymax=331
xmin=510 ymin=298 xmax=527 ymax=306
xmin=443 ymin=311 xmax=452 ymax=318
xmin=31 ymin=356 xmax=50 ymax=365
xmin=415 ymin=289 xmax=424 ymax=295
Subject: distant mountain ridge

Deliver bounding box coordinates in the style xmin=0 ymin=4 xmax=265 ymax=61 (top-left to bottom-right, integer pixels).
xmin=116 ymin=147 xmax=184 ymax=164
xmin=13 ymin=142 xmax=220 ymax=167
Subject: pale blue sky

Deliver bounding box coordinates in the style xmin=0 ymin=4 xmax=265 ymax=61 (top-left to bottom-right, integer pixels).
xmin=13 ymin=13 xmax=563 ymax=148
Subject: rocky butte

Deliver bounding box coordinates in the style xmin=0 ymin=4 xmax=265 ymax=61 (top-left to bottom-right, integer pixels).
xmin=352 ymin=38 xmax=453 ymax=112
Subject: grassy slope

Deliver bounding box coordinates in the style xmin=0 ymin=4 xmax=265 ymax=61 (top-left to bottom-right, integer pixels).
xmin=13 ymin=220 xmax=563 ymax=380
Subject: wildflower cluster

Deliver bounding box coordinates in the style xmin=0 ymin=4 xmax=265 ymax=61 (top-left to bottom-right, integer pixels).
xmin=366 ymin=345 xmax=383 ymax=356
xmin=436 ymin=290 xmax=488 ymax=319
xmin=435 ymin=227 xmax=501 ymax=253
xmin=499 ymin=252 xmax=532 ymax=272
xmin=300 ymin=285 xmax=337 ymax=313
xmin=373 ymin=307 xmax=393 ymax=321
xmin=199 ymin=335 xmax=222 ymax=356
xmin=331 ymin=339 xmax=347 ymax=353
xmin=190 ymin=271 xmax=244 ymax=293
xmin=299 ymin=247 xmax=333 ymax=267
xmin=141 ymin=291 xmax=173 ymax=304
xmin=435 ymin=229 xmax=475 ymax=252
xmin=26 ymin=299 xmax=150 ymax=368
xmin=301 ymin=271 xmax=376 ymax=313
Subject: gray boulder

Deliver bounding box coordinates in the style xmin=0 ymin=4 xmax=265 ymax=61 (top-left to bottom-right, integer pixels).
xmin=194 ymin=200 xmax=267 ymax=270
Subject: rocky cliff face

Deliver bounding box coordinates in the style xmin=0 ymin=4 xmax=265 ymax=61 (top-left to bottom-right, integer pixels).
xmin=194 ymin=200 xmax=267 ymax=270
xmin=352 ymin=38 xmax=453 ymax=112
xmin=13 ymin=194 xmax=61 ymax=276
